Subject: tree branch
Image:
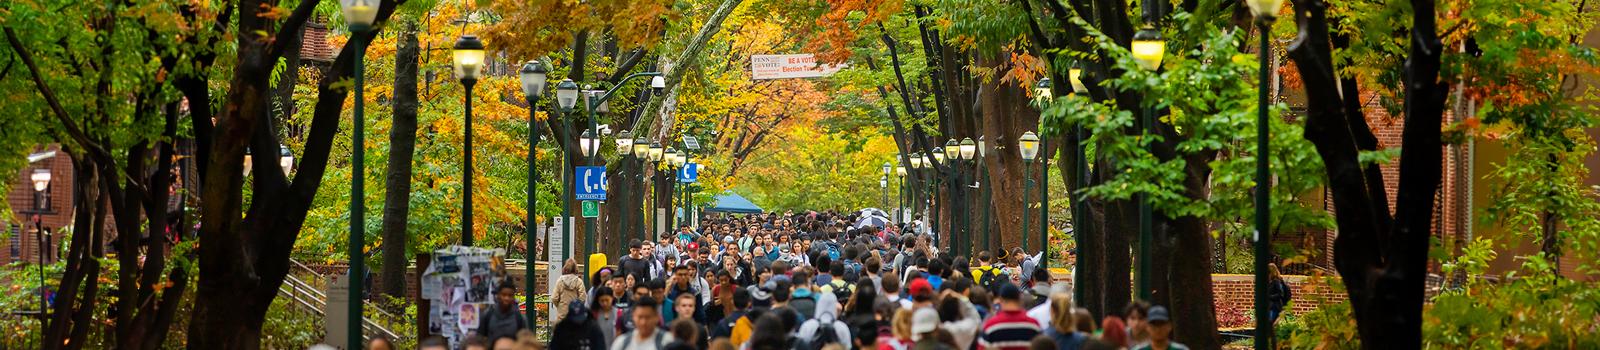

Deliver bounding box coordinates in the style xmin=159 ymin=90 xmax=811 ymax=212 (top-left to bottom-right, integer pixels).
xmin=2 ymin=28 xmax=109 ymax=159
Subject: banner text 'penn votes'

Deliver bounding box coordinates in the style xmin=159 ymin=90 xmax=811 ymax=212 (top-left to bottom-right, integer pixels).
xmin=751 ymin=54 xmax=846 ymax=80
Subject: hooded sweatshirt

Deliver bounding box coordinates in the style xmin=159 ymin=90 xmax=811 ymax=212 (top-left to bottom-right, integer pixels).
xmin=796 ymin=292 xmax=854 ymax=350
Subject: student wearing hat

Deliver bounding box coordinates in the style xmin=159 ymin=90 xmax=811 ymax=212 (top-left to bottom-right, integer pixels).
xmin=911 ymin=306 xmax=960 ymax=350
xmin=907 ymin=278 xmax=935 ymax=310
xmin=977 ymin=283 xmax=1042 ymax=350
xmin=1131 ymin=306 xmax=1186 ymax=350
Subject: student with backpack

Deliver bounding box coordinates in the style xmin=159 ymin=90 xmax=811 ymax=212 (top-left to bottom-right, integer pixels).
xmin=819 ymin=261 xmax=855 ymax=302
xmin=796 ymin=291 xmax=853 ymax=350
xmin=970 ymin=252 xmax=1006 ymax=291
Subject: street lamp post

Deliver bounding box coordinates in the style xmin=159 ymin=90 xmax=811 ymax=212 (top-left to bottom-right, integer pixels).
xmin=882 ymin=162 xmax=892 ymax=212
xmin=617 ymin=130 xmax=636 ymax=254
xmin=972 ymin=135 xmax=985 ymax=252
xmin=579 ymin=129 xmax=599 ymax=259
xmin=30 ymin=168 xmax=50 ymax=326
xmin=932 ymin=147 xmax=946 ymax=245
xmin=648 ymin=142 xmax=664 ymax=237
xmin=629 ymin=135 xmax=649 ymax=248
xmin=1066 ymin=62 xmax=1091 ymax=303
xmin=1246 ymin=0 xmax=1283 ymax=346
xmin=663 ymin=147 xmax=678 ymax=230
xmin=577 ymin=74 xmax=663 ymax=259
xmin=896 ymin=165 xmax=907 ymax=224
xmin=553 ymin=78 xmax=581 ymax=282
xmin=673 ymin=151 xmax=689 ymax=227
xmin=1131 ymin=25 xmax=1166 ymax=301
xmin=910 ymin=153 xmax=924 ymax=226
xmin=953 ymin=138 xmax=966 ymax=255
xmin=518 ymin=59 xmax=548 ymax=326
xmin=454 ymin=34 xmax=486 ymax=248
xmin=944 ymin=140 xmax=960 ymax=253
xmin=1019 ymin=132 xmax=1040 ymax=254
xmin=341 ymin=1 xmax=378 ymax=346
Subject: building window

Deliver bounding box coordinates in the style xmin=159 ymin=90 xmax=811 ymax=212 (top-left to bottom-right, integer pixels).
xmin=8 ymin=225 xmax=18 ymax=262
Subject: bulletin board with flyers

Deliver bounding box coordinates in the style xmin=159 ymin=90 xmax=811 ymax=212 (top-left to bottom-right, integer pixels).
xmin=420 ymin=246 xmax=505 ymax=347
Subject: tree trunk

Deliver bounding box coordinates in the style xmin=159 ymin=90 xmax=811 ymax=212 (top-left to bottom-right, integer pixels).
xmin=381 ymin=28 xmax=420 ymax=299
xmin=189 ymin=0 xmax=405 ymax=347
xmin=1284 ymin=0 xmax=1447 ymax=346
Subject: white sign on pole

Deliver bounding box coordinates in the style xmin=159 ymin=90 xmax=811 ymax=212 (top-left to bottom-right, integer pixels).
xmin=547 ymin=220 xmax=564 ymax=323
xmin=550 ymin=217 xmax=565 ymax=264
xmin=325 ymin=275 xmax=350 ymax=346
xmin=751 ymin=54 xmax=846 ymax=80
xmin=655 ymin=208 xmax=667 ymax=239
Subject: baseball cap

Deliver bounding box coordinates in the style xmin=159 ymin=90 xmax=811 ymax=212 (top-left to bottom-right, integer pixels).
xmin=909 ymin=278 xmax=933 ymax=298
xmin=687 ymin=242 xmax=699 ymax=251
xmin=911 ymin=308 xmax=940 ymax=334
xmin=1147 ymin=306 xmax=1171 ymax=324
xmin=997 ymin=282 xmax=1024 ymax=301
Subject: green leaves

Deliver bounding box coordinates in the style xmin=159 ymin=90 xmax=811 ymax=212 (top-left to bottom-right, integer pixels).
xmin=1040 ymin=12 xmax=1331 ymax=241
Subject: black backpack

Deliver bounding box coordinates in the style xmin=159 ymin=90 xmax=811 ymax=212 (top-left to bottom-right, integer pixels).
xmin=975 ymin=266 xmax=1003 ymax=290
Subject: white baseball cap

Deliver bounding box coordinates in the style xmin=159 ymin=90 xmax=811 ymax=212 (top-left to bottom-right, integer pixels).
xmin=912 ymin=307 xmax=940 ymax=335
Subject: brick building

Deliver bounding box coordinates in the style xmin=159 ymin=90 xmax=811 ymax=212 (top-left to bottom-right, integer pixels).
xmin=5 ymin=145 xmax=73 ymax=265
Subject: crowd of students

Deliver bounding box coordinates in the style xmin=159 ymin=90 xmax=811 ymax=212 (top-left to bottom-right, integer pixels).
xmin=373 ymin=211 xmax=1191 ymax=350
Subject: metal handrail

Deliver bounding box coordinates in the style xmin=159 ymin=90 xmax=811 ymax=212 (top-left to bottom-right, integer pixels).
xmin=279 ymin=260 xmax=403 ymax=342
xmin=286 ymin=259 xmax=406 ymax=322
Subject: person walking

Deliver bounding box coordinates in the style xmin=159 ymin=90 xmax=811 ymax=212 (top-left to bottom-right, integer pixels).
xmin=620 ymin=241 xmax=649 ymax=281
xmin=552 ymin=301 xmax=611 ymax=350
xmin=1041 ymin=295 xmax=1087 ymax=350
xmin=712 ymin=288 xmax=755 ymax=346
xmin=1267 ymin=263 xmax=1292 ymax=324
xmin=477 ymin=283 xmax=529 ymax=340
xmin=935 ymin=290 xmax=980 ymax=350
xmin=1130 ymin=306 xmax=1186 ymax=350
xmin=554 ymin=259 xmax=589 ymax=322
xmin=796 ymin=292 xmax=853 ymax=350
xmin=594 ymin=286 xmax=621 ymax=342
xmin=977 ymin=284 xmax=1042 ymax=350
xmin=612 ymin=296 xmax=676 ymax=350
xmin=909 ymin=308 xmax=955 ymax=350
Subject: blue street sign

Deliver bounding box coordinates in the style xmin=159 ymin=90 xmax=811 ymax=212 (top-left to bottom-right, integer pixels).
xmin=576 ymin=166 xmax=607 ymax=200
xmin=678 ymin=163 xmax=700 ymax=183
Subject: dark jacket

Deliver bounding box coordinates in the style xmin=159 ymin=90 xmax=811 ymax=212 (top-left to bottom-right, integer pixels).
xmin=477 ymin=303 xmax=528 ymax=340
xmin=620 ymin=255 xmax=654 ymax=282
xmin=551 ymin=314 xmax=609 ymax=350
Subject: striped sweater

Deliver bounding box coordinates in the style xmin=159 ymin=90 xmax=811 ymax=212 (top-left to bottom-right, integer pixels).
xmin=977 ymin=309 xmax=1041 ymax=350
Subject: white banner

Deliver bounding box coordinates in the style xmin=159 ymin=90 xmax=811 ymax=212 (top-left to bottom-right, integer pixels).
xmin=751 ymin=54 xmax=846 ymax=80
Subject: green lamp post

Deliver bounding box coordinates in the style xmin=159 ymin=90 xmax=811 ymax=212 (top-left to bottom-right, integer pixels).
xmin=340 ymin=0 xmax=378 ymax=346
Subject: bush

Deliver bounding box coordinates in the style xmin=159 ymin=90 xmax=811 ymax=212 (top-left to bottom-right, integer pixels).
xmin=1424 ymin=266 xmax=1600 ymax=348
xmin=1276 ymin=298 xmax=1359 ymax=350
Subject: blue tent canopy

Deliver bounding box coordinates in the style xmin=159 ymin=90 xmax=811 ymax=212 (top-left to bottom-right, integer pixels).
xmin=707 ymin=191 xmax=764 ymax=214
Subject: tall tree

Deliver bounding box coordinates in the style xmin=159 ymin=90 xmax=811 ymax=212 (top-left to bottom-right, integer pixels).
xmin=1283 ymin=0 xmax=1447 ymax=345
xmin=380 ymin=27 xmax=421 ymax=298
xmin=1 ymin=0 xmax=227 ymax=346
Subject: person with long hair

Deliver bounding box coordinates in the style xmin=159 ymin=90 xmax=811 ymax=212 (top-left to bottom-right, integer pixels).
xmin=935 ymin=290 xmax=981 ymax=350
xmin=877 ymin=308 xmax=914 ymax=350
xmin=1267 ymin=263 xmax=1292 ymax=324
xmin=843 ymin=280 xmax=880 ymax=349
xmin=745 ymin=314 xmax=792 ymax=350
xmin=1042 ymin=294 xmax=1087 ymax=350
xmin=555 ymin=259 xmax=588 ymax=322
xmin=593 ymin=286 xmax=620 ymax=342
